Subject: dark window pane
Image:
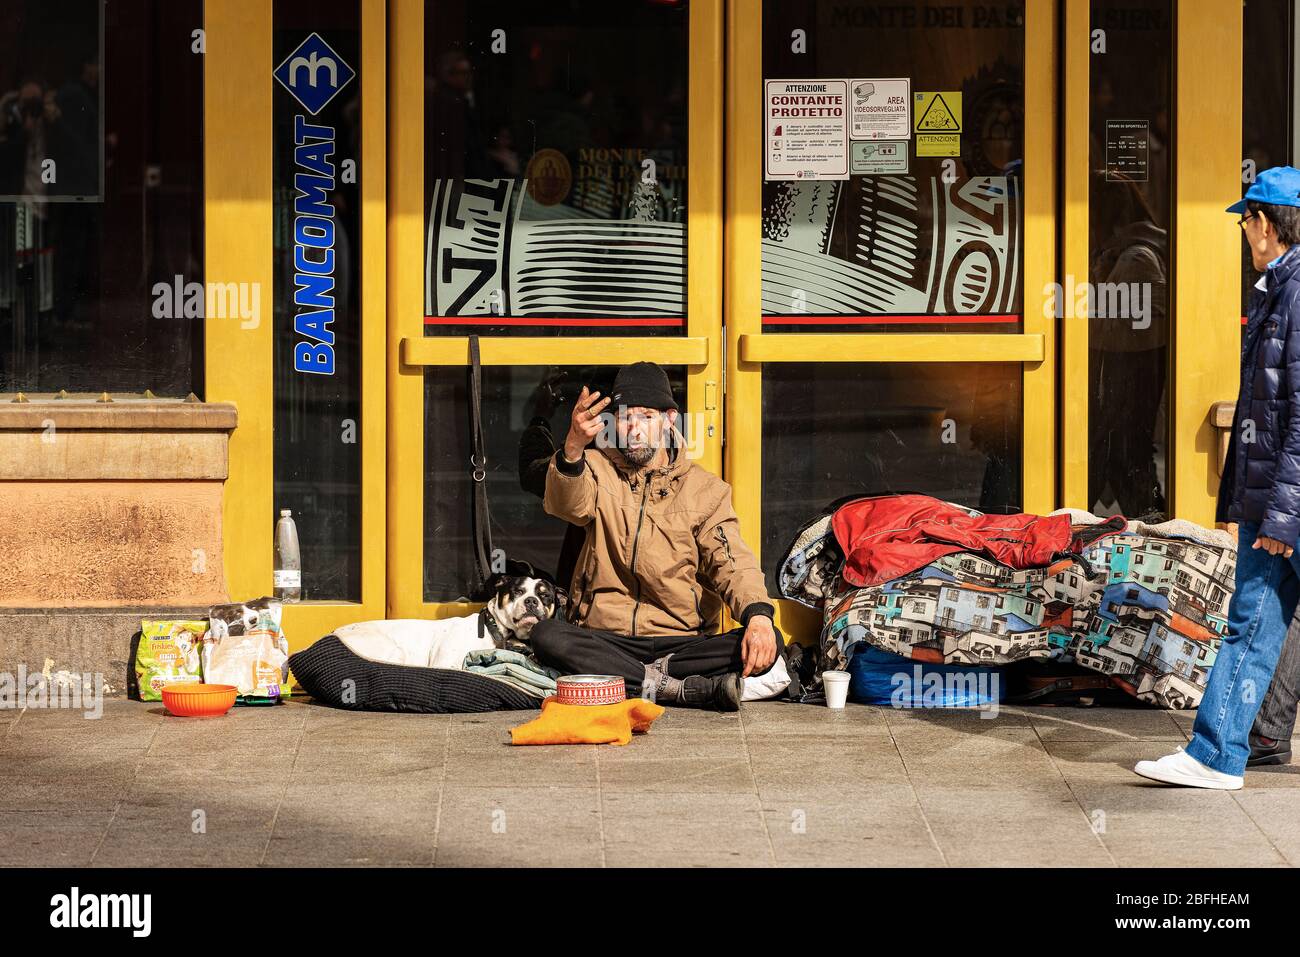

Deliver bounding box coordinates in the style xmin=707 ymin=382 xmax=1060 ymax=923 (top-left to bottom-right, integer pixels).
xmin=761 ymin=0 xmax=1025 ymax=333
xmin=762 ymin=362 xmax=1022 ymax=591
xmin=423 ymin=0 xmax=689 ymax=337
xmin=424 ymin=364 xmax=688 ymax=601
xmin=0 ymin=0 xmax=204 ymax=395
xmin=1241 ymin=0 xmax=1293 ymax=322
xmin=1087 ymin=0 xmax=1172 ymax=521
xmin=273 ymin=0 xmax=363 ymax=600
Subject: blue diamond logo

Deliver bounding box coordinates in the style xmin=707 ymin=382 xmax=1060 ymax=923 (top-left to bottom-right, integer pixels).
xmin=274 ymin=32 xmax=355 ymax=115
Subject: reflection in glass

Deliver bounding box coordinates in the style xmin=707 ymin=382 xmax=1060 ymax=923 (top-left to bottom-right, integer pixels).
xmin=1087 ymin=0 xmax=1172 ymax=521
xmin=0 ymin=0 xmax=204 ymax=395
xmin=424 ymin=365 xmax=688 ymax=601
xmin=761 ymin=362 xmax=1022 ymax=591
xmin=423 ymin=0 xmax=689 ymax=337
xmin=761 ymin=0 xmax=1025 ymax=333
xmin=1240 ymin=0 xmax=1292 ymax=322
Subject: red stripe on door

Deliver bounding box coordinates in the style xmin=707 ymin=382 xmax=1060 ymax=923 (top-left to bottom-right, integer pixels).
xmin=761 ymin=314 xmax=1020 ymax=325
xmin=424 ymin=316 xmax=685 ymax=327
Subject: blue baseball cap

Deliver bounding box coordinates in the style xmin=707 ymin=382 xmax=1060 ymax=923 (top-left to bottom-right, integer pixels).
xmin=1227 ymin=166 xmax=1300 ymax=214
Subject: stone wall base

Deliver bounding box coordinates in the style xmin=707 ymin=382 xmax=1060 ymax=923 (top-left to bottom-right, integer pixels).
xmin=0 ymin=607 xmax=211 ymax=697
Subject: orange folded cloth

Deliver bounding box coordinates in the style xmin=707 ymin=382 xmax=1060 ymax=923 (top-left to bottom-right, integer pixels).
xmin=510 ymin=695 xmax=666 ymax=746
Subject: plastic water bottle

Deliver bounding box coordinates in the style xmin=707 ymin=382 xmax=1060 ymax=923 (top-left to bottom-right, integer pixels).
xmin=274 ymin=509 xmax=302 ymax=601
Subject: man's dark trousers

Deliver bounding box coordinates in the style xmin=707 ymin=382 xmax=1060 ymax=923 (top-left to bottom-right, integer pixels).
xmin=531 ymin=619 xmax=785 ymax=694
xmin=1256 ymin=610 xmax=1300 ymax=742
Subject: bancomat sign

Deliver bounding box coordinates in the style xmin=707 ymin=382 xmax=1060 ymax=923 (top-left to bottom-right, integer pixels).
xmin=274 ymin=31 xmax=355 ymax=375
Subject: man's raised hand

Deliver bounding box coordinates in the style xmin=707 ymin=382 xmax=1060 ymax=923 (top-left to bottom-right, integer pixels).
xmin=563 ymin=386 xmax=611 ymax=462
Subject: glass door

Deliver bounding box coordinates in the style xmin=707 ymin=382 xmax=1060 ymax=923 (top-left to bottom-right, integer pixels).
xmin=1061 ymin=0 xmax=1241 ymax=528
xmin=1063 ymin=0 xmax=1174 ymax=522
xmin=206 ymin=0 xmax=388 ymax=645
xmin=727 ymin=0 xmax=1056 ymax=636
xmin=388 ymin=0 xmax=725 ymax=619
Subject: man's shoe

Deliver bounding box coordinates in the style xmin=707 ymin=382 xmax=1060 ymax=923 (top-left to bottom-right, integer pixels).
xmin=1133 ymin=749 xmax=1244 ymax=790
xmin=644 ymin=655 xmax=742 ymax=712
xmin=1248 ymin=733 xmax=1292 ymax=767
xmin=678 ymin=672 xmax=742 ymax=712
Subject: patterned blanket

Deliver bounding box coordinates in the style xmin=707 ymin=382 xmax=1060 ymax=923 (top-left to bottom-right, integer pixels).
xmin=779 ymin=499 xmax=1237 ymax=709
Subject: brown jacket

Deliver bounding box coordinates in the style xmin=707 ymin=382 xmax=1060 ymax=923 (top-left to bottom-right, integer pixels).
xmin=543 ymin=445 xmax=774 ymax=638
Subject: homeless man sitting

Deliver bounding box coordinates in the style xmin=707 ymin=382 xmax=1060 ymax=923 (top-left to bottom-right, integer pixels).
xmin=530 ymin=361 xmax=784 ymax=712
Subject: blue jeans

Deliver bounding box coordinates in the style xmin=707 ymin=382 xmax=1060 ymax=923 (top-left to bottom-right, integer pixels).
xmin=1186 ymin=522 xmax=1300 ymax=775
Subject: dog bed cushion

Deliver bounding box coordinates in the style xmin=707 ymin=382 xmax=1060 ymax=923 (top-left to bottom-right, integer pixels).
xmin=289 ymin=636 xmax=538 ymax=713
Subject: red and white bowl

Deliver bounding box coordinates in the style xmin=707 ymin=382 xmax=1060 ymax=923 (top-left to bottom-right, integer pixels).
xmin=555 ymin=675 xmax=626 ymax=706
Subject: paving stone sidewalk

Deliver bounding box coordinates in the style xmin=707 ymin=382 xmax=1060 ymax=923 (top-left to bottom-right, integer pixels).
xmin=4 ymin=697 xmax=1300 ymax=867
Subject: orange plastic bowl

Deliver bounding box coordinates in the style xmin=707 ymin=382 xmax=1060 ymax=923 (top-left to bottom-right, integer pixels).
xmin=161 ymin=683 xmax=237 ymax=717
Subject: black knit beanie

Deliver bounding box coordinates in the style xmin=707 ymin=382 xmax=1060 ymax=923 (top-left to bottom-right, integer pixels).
xmin=610 ymin=361 xmax=678 ymax=412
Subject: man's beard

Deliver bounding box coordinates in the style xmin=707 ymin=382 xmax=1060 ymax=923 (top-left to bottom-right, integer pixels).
xmin=619 ymin=444 xmax=657 ymax=467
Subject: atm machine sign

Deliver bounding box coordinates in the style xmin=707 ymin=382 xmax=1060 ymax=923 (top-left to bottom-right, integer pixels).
xmin=274 ymin=32 xmax=355 ymax=115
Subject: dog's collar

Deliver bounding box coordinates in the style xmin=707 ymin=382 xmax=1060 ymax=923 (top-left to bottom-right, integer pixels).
xmin=478 ymin=607 xmax=507 ymax=644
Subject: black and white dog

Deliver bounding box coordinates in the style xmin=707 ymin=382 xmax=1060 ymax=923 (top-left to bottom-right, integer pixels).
xmin=479 ymin=574 xmax=566 ymax=655
xmin=334 ymin=575 xmax=566 ymax=669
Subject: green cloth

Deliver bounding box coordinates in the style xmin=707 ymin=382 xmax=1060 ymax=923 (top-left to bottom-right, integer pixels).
xmin=463 ymin=648 xmax=560 ymax=698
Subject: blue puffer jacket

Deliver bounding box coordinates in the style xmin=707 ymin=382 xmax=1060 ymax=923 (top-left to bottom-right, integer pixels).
xmin=1219 ymin=244 xmax=1300 ymax=543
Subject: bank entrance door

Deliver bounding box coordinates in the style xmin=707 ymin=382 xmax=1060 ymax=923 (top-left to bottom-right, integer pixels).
xmin=386 ymin=0 xmax=1051 ymax=639
xmin=386 ymin=0 xmax=726 ymax=620
xmin=727 ymin=0 xmax=1056 ymax=633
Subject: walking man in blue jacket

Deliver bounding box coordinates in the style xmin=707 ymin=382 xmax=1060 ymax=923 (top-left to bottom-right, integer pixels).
xmin=1135 ymin=166 xmax=1300 ymax=789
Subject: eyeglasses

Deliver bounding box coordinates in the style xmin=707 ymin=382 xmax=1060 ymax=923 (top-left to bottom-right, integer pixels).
xmin=1238 ymin=213 xmax=1256 ymax=231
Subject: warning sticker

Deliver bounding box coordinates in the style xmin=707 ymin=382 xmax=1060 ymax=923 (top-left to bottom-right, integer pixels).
xmin=849 ymin=78 xmax=911 ymax=141
xmin=851 ymin=140 xmax=908 ymax=175
xmin=914 ymin=91 xmax=962 ymax=158
xmin=914 ymin=91 xmax=962 ymax=133
xmin=765 ymin=78 xmax=850 ymax=181
xmin=917 ymin=134 xmax=961 ymax=157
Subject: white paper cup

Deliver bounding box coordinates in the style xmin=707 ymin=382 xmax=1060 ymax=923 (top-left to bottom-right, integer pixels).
xmin=822 ymin=670 xmax=851 ymax=710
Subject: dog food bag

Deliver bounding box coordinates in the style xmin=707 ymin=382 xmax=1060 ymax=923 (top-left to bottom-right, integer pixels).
xmin=203 ymin=597 xmax=291 ymax=704
xmin=135 ymin=619 xmax=209 ymax=701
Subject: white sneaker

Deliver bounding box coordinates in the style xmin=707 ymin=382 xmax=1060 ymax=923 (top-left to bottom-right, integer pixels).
xmin=1133 ymin=749 xmax=1244 ymax=790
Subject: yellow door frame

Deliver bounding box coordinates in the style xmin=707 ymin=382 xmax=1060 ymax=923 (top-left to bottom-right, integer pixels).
xmin=387 ymin=0 xmax=726 ymax=619
xmin=726 ymin=0 xmax=1056 ymax=644
xmin=1173 ymin=0 xmax=1240 ymax=526
xmin=1060 ymin=0 xmax=1089 ymax=511
xmin=1061 ymin=0 xmax=1240 ymax=525
xmin=206 ymin=0 xmax=388 ymax=649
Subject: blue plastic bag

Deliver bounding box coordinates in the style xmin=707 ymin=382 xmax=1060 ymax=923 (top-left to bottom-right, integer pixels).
xmin=848 ymin=645 xmax=1005 ymax=708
